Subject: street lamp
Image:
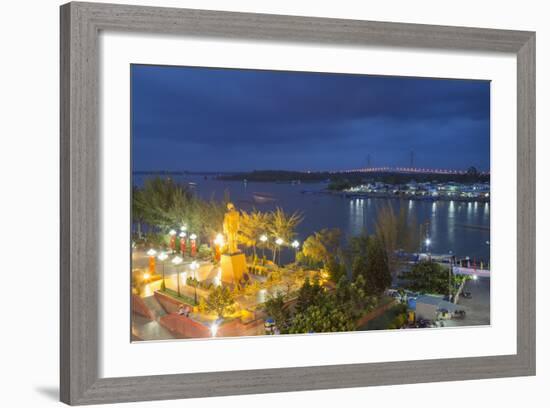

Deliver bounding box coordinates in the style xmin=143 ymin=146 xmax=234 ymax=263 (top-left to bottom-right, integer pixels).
xmin=210 ymin=321 xmax=219 ymax=337
xmin=214 ymin=233 xmax=224 ymax=262
xmin=291 ymin=240 xmax=300 ymax=262
xmin=259 ymin=234 xmax=268 ymax=259
xmin=157 ymin=251 xmax=168 ymax=289
xmin=168 ymin=229 xmax=177 ymax=253
xmin=275 ymin=238 xmax=284 ymax=265
xmin=172 ymin=256 xmax=183 ymax=296
xmin=190 ymin=233 xmax=198 ymax=257
xmin=190 ymin=260 xmax=199 ymax=304
xmin=179 ymin=231 xmax=187 ymax=255
xmin=146 ymin=248 xmax=157 ymax=276
xmin=424 ymin=237 xmax=431 ymax=261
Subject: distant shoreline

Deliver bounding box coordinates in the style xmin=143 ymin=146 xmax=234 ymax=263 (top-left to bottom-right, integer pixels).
xmin=307 ymin=189 xmax=490 ymax=204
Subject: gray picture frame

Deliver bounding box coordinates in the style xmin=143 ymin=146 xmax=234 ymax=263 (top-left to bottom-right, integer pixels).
xmin=60 ymin=2 xmax=536 ymax=405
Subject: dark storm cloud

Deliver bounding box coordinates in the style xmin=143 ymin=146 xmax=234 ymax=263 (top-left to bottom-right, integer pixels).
xmin=131 ymin=65 xmax=490 ymax=171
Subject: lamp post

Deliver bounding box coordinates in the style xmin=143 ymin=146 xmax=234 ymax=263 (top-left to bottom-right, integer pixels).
xmin=146 ymin=248 xmax=157 ymax=276
xmin=172 ymin=256 xmax=183 ymax=296
xmin=157 ymin=251 xmax=168 ymax=290
xmin=190 ymin=233 xmax=197 ymax=257
xmin=259 ymin=234 xmax=268 ymax=260
xmin=291 ymin=240 xmax=300 ymax=262
xmin=275 ymin=238 xmax=284 ymax=265
xmin=210 ymin=321 xmax=219 ymax=338
xmin=190 ymin=260 xmax=199 ymax=304
xmin=168 ymin=229 xmax=177 ymax=254
xmin=179 ymin=231 xmax=187 ymax=255
xmin=425 ymin=237 xmax=431 ymax=261
xmin=214 ymin=233 xmax=224 ymax=262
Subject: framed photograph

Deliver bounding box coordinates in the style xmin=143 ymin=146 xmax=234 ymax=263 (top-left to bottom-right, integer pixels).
xmin=60 ymin=2 xmax=535 ymax=405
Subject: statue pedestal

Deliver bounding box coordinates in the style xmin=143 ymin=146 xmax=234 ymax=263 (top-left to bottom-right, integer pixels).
xmin=220 ymin=252 xmax=247 ymax=285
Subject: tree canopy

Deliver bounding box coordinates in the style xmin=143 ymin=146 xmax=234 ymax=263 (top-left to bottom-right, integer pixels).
xmin=399 ymin=261 xmax=450 ymax=294
xmin=205 ymin=286 xmax=235 ymax=318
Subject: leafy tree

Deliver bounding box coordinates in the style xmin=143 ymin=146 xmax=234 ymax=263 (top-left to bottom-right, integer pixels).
xmin=365 ymin=235 xmax=392 ymax=295
xmin=288 ymin=301 xmax=356 ymax=334
xmin=295 ymin=251 xmax=323 ymax=269
xmin=350 ymin=234 xmax=391 ymax=296
xmin=349 ymin=232 xmax=370 ymax=281
xmin=197 ymin=244 xmax=213 ymax=260
xmin=302 ymin=228 xmax=342 ymax=265
xmin=295 ymin=277 xmax=325 ymax=314
xmin=325 ymin=256 xmax=347 ymax=283
xmin=238 ymin=209 xmax=270 ymax=257
xmin=302 ymin=228 xmax=345 ymax=282
xmin=399 ymin=261 xmax=450 ymax=294
xmin=395 ymin=205 xmax=421 ymax=253
xmin=374 ymin=204 xmax=399 ymax=276
xmin=132 ymin=185 xmax=145 ymax=239
xmin=132 ymin=177 xmax=225 ymax=244
xmin=264 ymin=292 xmax=289 ymax=332
xmin=205 ymin=286 xmax=235 ymax=319
xmin=334 ymin=275 xmax=373 ymax=319
xmin=186 ymin=276 xmax=199 ymax=303
xmin=375 ymin=202 xmax=422 ymax=279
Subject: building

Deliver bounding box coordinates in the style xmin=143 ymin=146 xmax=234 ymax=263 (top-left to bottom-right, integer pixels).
xmin=413 ymin=295 xmax=464 ymax=321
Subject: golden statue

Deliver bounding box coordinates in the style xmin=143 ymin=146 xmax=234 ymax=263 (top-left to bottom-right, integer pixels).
xmin=220 ymin=202 xmax=246 ymax=284
xmin=223 ymin=202 xmax=240 ymax=254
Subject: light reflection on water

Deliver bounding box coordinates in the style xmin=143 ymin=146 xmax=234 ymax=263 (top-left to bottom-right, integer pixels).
xmin=134 ymin=175 xmax=490 ymax=263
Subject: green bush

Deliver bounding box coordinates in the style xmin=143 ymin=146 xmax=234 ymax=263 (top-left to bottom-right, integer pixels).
xmin=198 ymin=244 xmax=212 ymax=259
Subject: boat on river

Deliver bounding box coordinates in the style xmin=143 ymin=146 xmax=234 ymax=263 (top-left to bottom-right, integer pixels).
xmin=252 ymin=192 xmax=276 ymax=203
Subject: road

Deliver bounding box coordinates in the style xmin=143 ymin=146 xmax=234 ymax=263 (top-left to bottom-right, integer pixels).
xmin=446 ymin=276 xmax=490 ymax=327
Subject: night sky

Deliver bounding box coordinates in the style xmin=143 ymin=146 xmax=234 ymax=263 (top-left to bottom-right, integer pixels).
xmin=131 ymin=64 xmax=490 ymax=172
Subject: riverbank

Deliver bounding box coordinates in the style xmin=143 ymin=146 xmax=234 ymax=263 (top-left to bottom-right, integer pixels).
xmin=303 ymin=189 xmax=490 ymax=203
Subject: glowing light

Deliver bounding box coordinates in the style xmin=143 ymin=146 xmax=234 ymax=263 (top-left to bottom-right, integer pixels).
xmin=473 ymin=275 xmax=479 ymax=281
xmin=275 ymin=238 xmax=284 ymax=246
xmin=190 ymin=233 xmax=197 ymax=240
xmin=157 ymin=251 xmax=168 ymax=262
xmin=179 ymin=231 xmax=187 ymax=238
xmin=146 ymin=248 xmax=157 ymax=257
xmin=213 ymin=268 xmax=222 ymax=287
xmin=258 ymin=289 xmax=267 ymax=303
xmin=168 ymin=229 xmax=177 ymax=236
xmin=291 ymin=240 xmax=300 ymax=249
xmin=190 ymin=261 xmax=199 ymax=270
xmin=425 ymin=238 xmax=431 ymax=247
xmin=180 ymin=225 xmax=187 ymax=232
xmin=259 ymin=234 xmax=268 ymax=243
xmin=214 ymin=233 xmax=225 ymax=246
xmin=143 ymin=272 xmax=150 ymax=280
xmin=171 ymin=256 xmax=183 ymax=266
xmin=210 ymin=322 xmax=219 ymax=337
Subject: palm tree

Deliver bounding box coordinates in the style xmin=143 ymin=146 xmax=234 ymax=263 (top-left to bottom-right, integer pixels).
xmin=238 ymin=209 xmax=270 ymax=258
xmin=267 ymin=208 xmax=303 ymax=264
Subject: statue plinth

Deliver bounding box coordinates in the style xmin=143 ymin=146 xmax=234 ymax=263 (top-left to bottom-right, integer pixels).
xmin=220 ymin=252 xmax=247 ymax=285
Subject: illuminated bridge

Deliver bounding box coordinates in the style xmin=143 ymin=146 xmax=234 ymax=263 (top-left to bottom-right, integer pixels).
xmin=334 ymin=167 xmax=490 ymax=176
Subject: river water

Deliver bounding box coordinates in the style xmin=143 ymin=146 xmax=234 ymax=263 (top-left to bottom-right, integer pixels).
xmin=134 ymin=175 xmax=490 ymax=264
